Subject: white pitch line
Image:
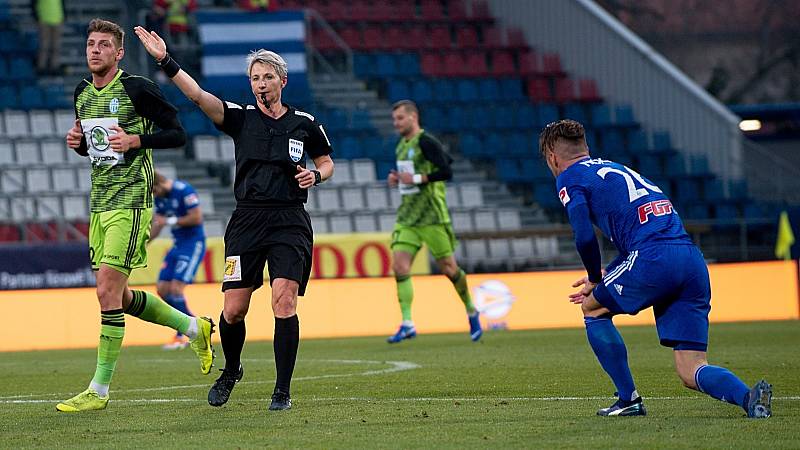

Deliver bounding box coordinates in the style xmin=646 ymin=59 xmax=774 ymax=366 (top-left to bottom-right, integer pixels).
xmin=0 ymin=359 xmax=419 ymax=401
xmin=3 ymin=396 xmax=800 ymax=405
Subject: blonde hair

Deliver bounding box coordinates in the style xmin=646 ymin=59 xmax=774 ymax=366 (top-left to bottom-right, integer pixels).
xmin=246 ymin=49 xmax=288 ymax=78
xmin=87 ymin=18 xmax=124 ymax=49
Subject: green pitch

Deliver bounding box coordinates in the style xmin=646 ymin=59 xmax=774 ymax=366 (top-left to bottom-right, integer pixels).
xmin=1 ymin=321 xmax=798 ymax=449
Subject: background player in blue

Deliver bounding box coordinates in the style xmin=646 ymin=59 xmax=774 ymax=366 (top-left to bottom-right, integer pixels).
xmin=539 ymin=119 xmax=772 ymax=418
xmin=150 ymin=170 xmax=206 ymax=350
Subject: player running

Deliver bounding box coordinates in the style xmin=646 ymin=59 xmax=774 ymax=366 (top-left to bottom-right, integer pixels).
xmin=151 ymin=171 xmax=207 ymax=350
xmin=540 ymin=119 xmax=771 ymax=418
xmin=56 ymin=19 xmax=213 ymax=413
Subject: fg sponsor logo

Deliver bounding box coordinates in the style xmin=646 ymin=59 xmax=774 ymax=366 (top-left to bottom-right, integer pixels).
xmin=90 ymin=126 xmax=111 ymax=151
xmin=223 ymin=255 xmax=242 ymax=282
xmin=109 ymin=97 xmax=120 ymax=114
xmin=472 ymin=280 xmax=516 ymax=330
xmin=637 ymin=199 xmax=674 ymax=224
xmin=288 ymin=138 xmax=304 ymax=163
xmin=558 ymin=187 xmax=570 ymax=206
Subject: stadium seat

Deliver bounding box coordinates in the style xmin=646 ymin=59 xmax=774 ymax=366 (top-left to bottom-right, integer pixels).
xmin=469 ymin=0 xmax=491 ymax=20
xmin=536 ymin=104 xmax=559 ymax=127
xmin=432 ymin=78 xmax=456 ymax=102
xmin=4 ymin=110 xmax=30 ymax=138
xmin=352 ymin=158 xmax=377 ymax=183
xmin=554 ymin=78 xmax=575 ymax=103
xmin=26 ymin=168 xmax=50 ymax=193
xmin=420 ymin=53 xmax=445 ymax=77
xmin=589 ymin=103 xmax=613 ymax=128
xmin=518 ymin=49 xmax=540 ymax=76
xmin=490 ymin=50 xmax=516 ymax=76
xmin=456 ymin=79 xmax=479 ymax=102
xmin=443 ymin=52 xmax=468 ymax=77
xmin=506 ymin=28 xmax=527 ymax=49
xmin=626 ymin=129 xmax=649 ymax=152
xmin=451 ymin=209 xmax=474 ymax=232
xmin=35 ymin=195 xmax=60 ymax=220
xmin=338 ymin=26 xmax=362 ymax=48
xmin=396 ymin=53 xmax=420 ymax=76
xmin=482 ymin=25 xmax=504 ymax=48
xmin=578 ymin=78 xmax=602 ymax=103
xmin=427 ymin=26 xmax=451 ymax=49
xmin=52 ymin=167 xmax=77 ymax=191
xmin=411 ymin=79 xmax=434 ymax=103
xmin=193 ymin=136 xmax=219 ymax=161
xmin=499 ymin=78 xmax=524 ymax=100
xmin=19 ymin=86 xmax=45 ymax=110
xmin=615 ymin=105 xmax=637 ymax=126
xmin=664 ymin=153 xmax=688 ymax=177
xmin=652 ymin=131 xmax=672 ymax=152
xmin=541 ymin=53 xmax=565 ymax=77
xmin=446 ymin=184 xmax=461 ymax=207
xmin=0 ymin=85 xmax=17 ymax=109
xmin=473 ymin=208 xmax=497 ymax=230
xmin=421 ymin=0 xmax=445 ymax=20
xmin=459 ymin=183 xmax=483 ymax=207
xmin=448 ymin=0 xmax=468 ymax=20
xmin=478 ymin=78 xmax=500 ymax=100
xmin=362 ymin=26 xmax=383 ymax=51
xmin=350 ymin=109 xmax=372 ymax=131
xmin=29 ymin=110 xmax=54 ymax=137
xmin=562 ymin=103 xmax=587 ymax=124
xmin=526 ymin=78 xmax=552 ymax=103
xmin=14 ymin=140 xmax=40 ymax=165
xmin=353 ymin=212 xmax=377 ymax=232
xmin=40 ymin=139 xmax=66 ymax=165
xmin=341 ymin=186 xmax=366 ymax=211
xmin=365 ymin=185 xmax=389 ymax=209
xmin=338 ymin=136 xmax=362 ymax=160
xmin=374 ymin=53 xmax=397 ymax=76
xmin=463 ymin=52 xmax=489 ymax=77
xmin=329 ymin=213 xmax=353 ymax=233
xmin=403 ymin=26 xmax=426 ymax=50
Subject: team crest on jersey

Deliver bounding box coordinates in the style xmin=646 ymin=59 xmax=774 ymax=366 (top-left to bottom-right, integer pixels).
xmin=558 ymin=187 xmax=571 ymax=206
xmin=90 ymin=126 xmax=111 ymax=151
xmin=288 ymin=138 xmax=304 ymax=162
xmin=109 ymin=98 xmax=119 ymax=114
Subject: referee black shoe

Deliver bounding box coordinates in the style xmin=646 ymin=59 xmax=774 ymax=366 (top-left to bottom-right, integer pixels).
xmin=208 ymin=364 xmax=243 ymax=407
xmin=269 ymin=390 xmax=292 ymax=411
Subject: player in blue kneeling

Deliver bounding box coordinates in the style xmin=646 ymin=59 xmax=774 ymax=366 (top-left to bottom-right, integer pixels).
xmin=151 ymin=171 xmax=207 ymax=350
xmin=539 ymin=120 xmax=771 ymax=418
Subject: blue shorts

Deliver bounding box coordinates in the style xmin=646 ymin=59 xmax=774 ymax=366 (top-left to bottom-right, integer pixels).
xmin=593 ymin=244 xmax=711 ymax=351
xmin=158 ymin=239 xmax=206 ymax=284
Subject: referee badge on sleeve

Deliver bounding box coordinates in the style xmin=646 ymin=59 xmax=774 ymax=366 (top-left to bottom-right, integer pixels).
xmin=289 ymin=138 xmax=304 ymax=163
xmin=224 ymin=255 xmax=242 ymax=282
xmin=558 ymin=187 xmax=571 ymax=206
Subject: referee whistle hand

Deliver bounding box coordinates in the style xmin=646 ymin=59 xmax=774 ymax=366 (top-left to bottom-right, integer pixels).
xmin=134 ymin=26 xmax=167 ymax=61
xmin=295 ymin=165 xmax=314 ymax=189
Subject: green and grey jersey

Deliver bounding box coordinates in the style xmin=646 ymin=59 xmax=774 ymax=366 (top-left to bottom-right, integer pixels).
xmin=394 ymin=130 xmax=454 ymax=227
xmin=74 ymin=69 xmax=184 ymax=212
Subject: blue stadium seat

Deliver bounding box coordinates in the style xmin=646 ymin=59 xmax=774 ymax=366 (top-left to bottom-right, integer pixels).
xmin=690 ymin=155 xmax=713 ymax=177
xmin=326 ymin=109 xmax=348 ymax=132
xmin=673 ymin=177 xmax=702 ymax=204
xmin=652 ymin=131 xmax=672 ymax=152
xmin=411 ymin=79 xmax=433 ymax=103
xmin=433 ymin=79 xmax=456 ymax=103
xmin=338 ymin=136 xmax=362 ymax=159
xmin=664 ymin=153 xmax=688 ymax=177
xmin=614 ymin=104 xmax=636 ymax=126
xmin=397 ymin=53 xmax=420 ymax=76
xmin=0 ymin=57 xmax=8 ymax=80
xmin=506 ymin=132 xmax=530 ymax=157
xmin=584 ymin=129 xmax=597 ymax=151
xmin=422 ymin=105 xmax=445 ymax=130
xmin=353 ymin=53 xmax=373 ymax=78
xmin=376 ymin=160 xmax=394 ymax=179
xmin=478 ymin=79 xmax=500 ymax=99
xmin=19 ymin=85 xmax=45 ymax=109
xmin=648 ymin=177 xmax=671 ymax=197
xmin=181 ymin=110 xmax=208 ymax=136
xmin=350 ymin=109 xmax=371 ymax=131
xmin=387 ymin=80 xmax=409 ymax=102
xmin=500 ymin=79 xmax=524 ymax=100
xmin=484 ymin=132 xmax=506 ymax=159
xmin=703 ymin=178 xmax=725 ymax=202
xmin=8 ymin=57 xmax=34 ymax=80
xmin=375 ymin=53 xmax=397 ymax=77
xmin=43 ymin=85 xmax=70 ymax=109
xmin=517 ymin=103 xmax=536 ymax=128
xmin=636 ymin=154 xmax=662 ymax=176
xmin=536 ymin=104 xmax=559 ymax=127
xmin=361 ymin=135 xmax=383 ymax=159
xmin=589 ymin=103 xmax=613 ymax=128
xmin=562 ymin=103 xmax=587 ymax=124
xmin=714 ymin=203 xmax=740 ymax=221
xmin=683 ymin=203 xmax=710 ymax=220
xmin=626 ymin=129 xmax=649 ymax=153
xmin=0 ymin=84 xmax=16 ymax=108
xmin=456 ymin=79 xmax=479 ymax=102
xmin=599 ymin=129 xmax=625 ymax=154
xmin=496 ymin=158 xmax=525 ymax=183
xmin=491 ymin=104 xmax=515 ymax=129
xmin=459 ymin=132 xmax=481 ymax=158
xmin=534 ymin=181 xmax=561 ymax=210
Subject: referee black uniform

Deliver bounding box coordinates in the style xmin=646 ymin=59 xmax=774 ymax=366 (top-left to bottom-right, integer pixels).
xmin=212 ymin=99 xmax=332 ymax=408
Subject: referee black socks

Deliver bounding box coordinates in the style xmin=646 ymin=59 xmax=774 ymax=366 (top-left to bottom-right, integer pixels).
xmin=274 ymin=315 xmax=299 ymax=395
xmin=219 ymin=312 xmax=246 ymax=373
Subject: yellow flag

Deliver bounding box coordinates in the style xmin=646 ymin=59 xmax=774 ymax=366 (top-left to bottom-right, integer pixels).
xmin=775 ymin=210 xmax=795 ymax=260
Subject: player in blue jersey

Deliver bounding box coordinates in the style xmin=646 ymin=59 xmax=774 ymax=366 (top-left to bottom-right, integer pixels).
xmin=151 ymin=171 xmax=207 ymax=350
xmin=539 ymin=120 xmax=771 ymax=418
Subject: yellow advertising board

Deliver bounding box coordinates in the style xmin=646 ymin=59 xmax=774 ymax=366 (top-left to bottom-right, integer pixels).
xmin=129 ymin=233 xmax=430 ymax=285
xmin=1 ymin=260 xmax=797 ymax=351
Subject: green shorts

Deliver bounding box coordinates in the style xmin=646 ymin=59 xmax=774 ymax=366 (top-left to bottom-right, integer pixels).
xmin=89 ymin=208 xmax=152 ymax=276
xmin=391 ymin=222 xmax=457 ymax=260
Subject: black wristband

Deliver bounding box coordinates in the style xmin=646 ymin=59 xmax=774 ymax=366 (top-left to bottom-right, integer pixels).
xmin=312 ymin=169 xmax=322 ymax=186
xmin=157 ymin=52 xmax=180 ymax=78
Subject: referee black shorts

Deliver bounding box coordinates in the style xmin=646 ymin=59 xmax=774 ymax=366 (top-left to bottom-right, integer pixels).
xmin=222 ymin=207 xmax=314 ymax=296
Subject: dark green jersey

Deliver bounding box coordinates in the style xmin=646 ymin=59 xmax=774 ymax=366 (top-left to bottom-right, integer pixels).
xmin=395 ymin=130 xmax=453 ymax=226
xmin=74 ymin=70 xmax=180 ymax=212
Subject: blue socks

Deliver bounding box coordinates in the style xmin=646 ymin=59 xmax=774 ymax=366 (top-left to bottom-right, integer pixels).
xmin=584 ymin=315 xmax=638 ymax=402
xmin=163 ymin=294 xmax=193 ymax=337
xmin=694 ymin=365 xmax=749 ymax=409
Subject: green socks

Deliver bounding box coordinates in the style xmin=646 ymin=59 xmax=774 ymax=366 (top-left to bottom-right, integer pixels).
xmin=449 ymin=268 xmax=476 ymax=314
xmin=396 ymin=274 xmax=414 ymax=322
xmin=125 ymin=290 xmax=191 ymax=336
xmin=90 ymin=309 xmax=125 ymax=396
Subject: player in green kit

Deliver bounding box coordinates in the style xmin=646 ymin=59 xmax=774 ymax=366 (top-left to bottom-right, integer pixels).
xmin=56 ymin=19 xmax=214 ymax=412
xmin=386 ymin=100 xmax=482 ymax=343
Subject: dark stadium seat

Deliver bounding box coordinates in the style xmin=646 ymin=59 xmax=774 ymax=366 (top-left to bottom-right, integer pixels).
xmin=518 ymin=49 xmax=541 ymax=76
xmin=615 ymin=105 xmax=637 ymax=126
xmin=490 ymin=50 xmax=516 ymax=76
xmin=361 ymin=26 xmax=383 ymax=51
xmin=384 ymin=26 xmax=406 ymax=50
xmin=456 ymin=79 xmax=479 ymax=102
xmin=338 ymin=26 xmax=362 ymax=48
xmin=478 ymin=78 xmax=500 ymax=99
xmin=421 ymin=0 xmax=445 ymax=20
xmin=386 ymin=79 xmax=410 ymax=102
xmin=411 ymin=79 xmax=434 ymax=103
xmin=396 ymin=53 xmax=420 ymax=75
xmin=375 ymin=53 xmax=397 ymax=76
xmin=578 ymin=78 xmax=601 ymax=102
xmin=664 ymin=153 xmax=688 ymax=177
xmin=652 ymin=131 xmax=673 ymax=153
xmin=432 ymin=78 xmax=456 ymax=102
xmin=626 ymin=129 xmax=649 ymax=152
xmin=541 ymin=53 xmax=565 ymax=78
xmin=353 ymin=53 xmax=373 ymax=77
xmin=427 ymin=25 xmax=451 ymax=48
xmin=562 ymin=103 xmax=587 ymax=124
xmin=506 ymin=28 xmax=527 ymax=49
xmin=448 ymin=0 xmax=468 ymax=20
xmin=459 ymin=133 xmax=481 ymax=158
xmin=589 ymin=103 xmax=613 ymax=128
xmin=456 ymin=26 xmax=479 ymax=48
xmin=403 ymin=26 xmax=427 ymax=49
xmin=554 ymin=78 xmax=575 ymax=103
xmin=536 ymin=104 xmax=559 ymax=127
xmin=499 ymin=78 xmax=524 ymax=100
xmin=0 ymin=223 xmax=20 ymax=242
xmin=420 ymin=52 xmax=444 ymax=76
xmin=443 ymin=53 xmax=468 ymax=77
xmin=463 ymin=52 xmax=489 ymax=76
xmin=526 ymin=78 xmax=552 ymax=103
xmin=19 ymin=86 xmax=45 ymax=110
xmin=469 ymin=0 xmax=491 ymax=21
xmin=482 ymin=25 xmax=504 ymax=48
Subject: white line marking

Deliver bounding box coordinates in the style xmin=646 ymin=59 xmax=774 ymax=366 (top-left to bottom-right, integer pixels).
xmin=3 ymin=396 xmax=800 ymax=405
xmin=0 ymin=359 xmax=420 ymax=401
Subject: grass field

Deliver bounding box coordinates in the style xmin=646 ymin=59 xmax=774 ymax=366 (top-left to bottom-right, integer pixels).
xmin=1 ymin=320 xmax=798 ymax=449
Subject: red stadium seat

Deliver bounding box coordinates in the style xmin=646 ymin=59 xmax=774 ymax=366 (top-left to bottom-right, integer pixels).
xmin=403 ymin=26 xmax=426 ymax=50
xmin=384 ymin=26 xmax=406 ymax=50
xmin=506 ymin=27 xmax=527 ymax=49
xmin=319 ymin=2 xmax=348 ymax=21
xmin=362 ymin=26 xmax=383 ymax=51
xmin=370 ymin=0 xmax=395 ymax=21
xmin=578 ymin=78 xmax=602 ymax=102
xmin=481 ymin=25 xmax=504 ymax=48
xmin=69 ymin=221 xmax=89 ymax=240
xmin=447 ymin=0 xmax=468 ymax=20
xmin=526 ymin=78 xmax=552 ymax=103
xmin=25 ymin=222 xmax=58 ymax=242
xmin=0 ymin=224 xmax=20 ymax=242
xmin=554 ymin=78 xmax=576 ymax=103
xmin=309 ymin=27 xmax=338 ymax=51
xmin=338 ymin=26 xmax=362 ymax=49
xmin=420 ymin=52 xmax=445 ymax=76
xmin=349 ymin=0 xmax=371 ymax=21
xmin=518 ymin=49 xmax=541 ymax=76
xmin=421 ymin=0 xmax=445 ymax=20
xmin=389 ymin=0 xmax=415 ymax=21
xmin=426 ymin=25 xmax=451 ymax=49
xmin=542 ymin=52 xmax=566 ymax=77
xmin=490 ymin=50 xmax=516 ymax=76
xmin=469 ymin=0 xmax=491 ymax=20
xmin=442 ymin=52 xmax=468 ymax=77
xmin=455 ymin=26 xmax=479 ymax=48
xmin=463 ymin=52 xmax=488 ymax=76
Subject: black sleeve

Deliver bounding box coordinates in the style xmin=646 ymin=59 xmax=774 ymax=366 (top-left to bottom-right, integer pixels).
xmin=123 ymin=75 xmax=186 ymax=149
xmin=214 ymin=100 xmax=246 ymax=138
xmin=419 ymin=133 xmax=453 ymax=182
xmin=72 ymin=81 xmax=88 ymax=156
xmin=304 ymin=117 xmax=333 ymax=158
